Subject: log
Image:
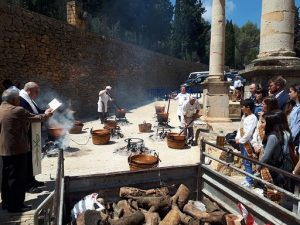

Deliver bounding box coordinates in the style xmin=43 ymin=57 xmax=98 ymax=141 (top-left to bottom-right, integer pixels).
xmin=112 ymin=202 xmax=123 ymax=219
xmin=108 ymin=211 xmax=145 ymax=225
xmin=76 ymin=210 xmax=108 ymax=225
xmin=120 ymin=187 xmax=169 ymax=198
xmin=130 ymin=196 xmax=171 ymax=212
xmin=117 ymin=200 xmax=135 ymax=217
xmin=224 ymin=214 xmax=244 ymax=225
xmin=171 ymin=184 xmax=190 ymax=209
xmin=172 ymin=205 xmax=199 ymax=225
xmin=183 ymin=202 xmax=226 ymax=223
xmin=141 ymin=209 xmax=161 ymax=225
xmin=159 ymin=209 xmax=181 ymax=225
xmin=201 ymin=197 xmax=220 ymax=212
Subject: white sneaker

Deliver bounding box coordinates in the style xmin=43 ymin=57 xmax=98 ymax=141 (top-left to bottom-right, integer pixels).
xmin=241 ymin=181 xmax=253 ymax=188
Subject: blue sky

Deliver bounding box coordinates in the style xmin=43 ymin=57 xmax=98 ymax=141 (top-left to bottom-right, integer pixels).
xmin=171 ymin=0 xmax=300 ymax=27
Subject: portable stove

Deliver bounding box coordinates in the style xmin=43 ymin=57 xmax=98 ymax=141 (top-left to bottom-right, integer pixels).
xmin=114 ymin=138 xmax=154 ymax=155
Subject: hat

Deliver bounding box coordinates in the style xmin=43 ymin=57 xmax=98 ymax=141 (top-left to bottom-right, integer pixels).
xmin=105 ymin=86 xmax=112 ymax=90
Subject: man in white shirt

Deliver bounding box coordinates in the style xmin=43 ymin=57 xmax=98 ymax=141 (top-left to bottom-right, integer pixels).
xmin=235 ymin=98 xmax=258 ymax=187
xmin=97 ymin=86 xmax=112 ymax=124
xmin=173 ymin=86 xmax=190 ymax=123
xmin=182 ymin=96 xmax=200 ymax=145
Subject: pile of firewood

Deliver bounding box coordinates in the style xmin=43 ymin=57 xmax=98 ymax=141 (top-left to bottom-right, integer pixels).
xmin=75 ymin=185 xmax=243 ymax=225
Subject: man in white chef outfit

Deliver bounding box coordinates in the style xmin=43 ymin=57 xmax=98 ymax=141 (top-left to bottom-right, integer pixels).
xmin=182 ymin=96 xmax=200 ymax=146
xmin=173 ymin=86 xmax=190 ymax=124
xmin=97 ymin=86 xmax=112 ymax=124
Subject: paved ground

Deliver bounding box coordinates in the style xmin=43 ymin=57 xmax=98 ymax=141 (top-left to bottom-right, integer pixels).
xmin=0 ymin=98 xmax=241 ymax=217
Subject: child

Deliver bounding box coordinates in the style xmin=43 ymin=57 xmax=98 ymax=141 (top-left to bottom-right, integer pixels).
xmin=235 ymin=99 xmax=258 ymax=187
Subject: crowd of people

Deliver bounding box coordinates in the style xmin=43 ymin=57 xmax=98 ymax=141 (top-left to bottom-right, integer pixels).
xmin=235 ymin=76 xmax=300 ymax=195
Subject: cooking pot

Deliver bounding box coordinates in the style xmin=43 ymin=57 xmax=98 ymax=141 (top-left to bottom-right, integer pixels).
xmin=48 ymin=127 xmax=65 ymax=139
xmin=155 ymin=105 xmax=165 ymax=114
xmin=103 ymin=120 xmax=117 ymax=128
xmin=116 ymin=109 xmax=126 ymax=118
xmin=128 ymin=153 xmax=160 ymax=171
xmin=167 ymin=133 xmax=186 ymax=149
xmin=138 ymin=121 xmax=152 ymax=133
xmin=157 ymin=112 xmax=168 ymax=123
xmin=91 ymin=129 xmax=111 ymax=145
xmin=69 ymin=120 xmax=84 ymax=134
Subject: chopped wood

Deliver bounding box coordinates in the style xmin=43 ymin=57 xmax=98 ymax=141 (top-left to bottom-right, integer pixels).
xmin=117 ymin=200 xmax=135 ymax=217
xmin=224 ymin=214 xmax=244 ymax=225
xmin=76 ymin=210 xmax=108 ymax=225
xmin=108 ymin=211 xmax=145 ymax=225
xmin=112 ymin=202 xmax=123 ymax=219
xmin=171 ymin=184 xmax=190 ymax=209
xmin=128 ymin=199 xmax=139 ymax=210
xmin=130 ymin=196 xmax=171 ymax=212
xmin=183 ymin=202 xmax=226 ymax=223
xmin=159 ymin=209 xmax=181 ymax=225
xmin=141 ymin=209 xmax=161 ymax=225
xmin=172 ymin=205 xmax=199 ymax=225
xmin=201 ymin=197 xmax=220 ymax=213
xmin=120 ymin=187 xmax=169 ymax=198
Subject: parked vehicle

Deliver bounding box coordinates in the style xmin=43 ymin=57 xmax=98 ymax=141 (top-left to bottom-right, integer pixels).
xmin=182 ymin=71 xmax=209 ymax=94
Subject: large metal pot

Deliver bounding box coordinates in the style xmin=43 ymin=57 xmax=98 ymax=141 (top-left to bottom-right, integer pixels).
xmin=138 ymin=122 xmax=152 ymax=133
xmin=167 ymin=133 xmax=186 ymax=149
xmin=128 ymin=153 xmax=159 ymax=171
xmin=104 ymin=120 xmax=117 ymax=128
xmin=48 ymin=127 xmax=65 ymax=140
xmin=157 ymin=112 xmax=168 ymax=123
xmin=155 ymin=105 xmax=165 ymax=114
xmin=69 ymin=120 xmax=84 ymax=134
xmin=91 ymin=129 xmax=111 ymax=145
xmin=116 ymin=109 xmax=126 ymax=118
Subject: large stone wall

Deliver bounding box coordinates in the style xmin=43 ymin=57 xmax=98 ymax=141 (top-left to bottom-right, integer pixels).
xmin=0 ymin=3 xmax=207 ymax=118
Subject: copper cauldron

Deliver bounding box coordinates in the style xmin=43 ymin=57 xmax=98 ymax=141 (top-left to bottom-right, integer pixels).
xmin=69 ymin=120 xmax=84 ymax=134
xmin=128 ymin=153 xmax=159 ymax=171
xmin=116 ymin=109 xmax=126 ymax=118
xmin=155 ymin=105 xmax=165 ymax=114
xmin=48 ymin=127 xmax=65 ymax=139
xmin=157 ymin=112 xmax=168 ymax=123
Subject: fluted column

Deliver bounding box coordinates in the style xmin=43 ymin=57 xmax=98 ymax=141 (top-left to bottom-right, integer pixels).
xmin=258 ymin=0 xmax=295 ymax=58
xmin=208 ymin=0 xmax=225 ymax=80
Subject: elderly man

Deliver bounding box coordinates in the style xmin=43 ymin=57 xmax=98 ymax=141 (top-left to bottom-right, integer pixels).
xmin=97 ymin=86 xmax=112 ymax=124
xmin=19 ymin=82 xmax=45 ymax=192
xmin=248 ymin=83 xmax=258 ymax=102
xmin=268 ymin=76 xmax=289 ymax=110
xmin=182 ymin=96 xmax=200 ymax=146
xmin=0 ymin=88 xmax=52 ymax=212
xmin=173 ymin=86 xmax=190 ymax=123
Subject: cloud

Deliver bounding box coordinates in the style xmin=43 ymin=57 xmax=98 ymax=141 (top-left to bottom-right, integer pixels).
xmin=202 ymin=0 xmax=236 ymax=22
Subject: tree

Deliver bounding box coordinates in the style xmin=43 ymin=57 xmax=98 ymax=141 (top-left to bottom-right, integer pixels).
xmin=234 ymin=22 xmax=260 ymax=69
xmin=225 ymin=20 xmax=235 ymax=68
xmin=294 ymin=6 xmax=300 ymax=57
xmin=171 ymin=0 xmax=209 ymax=62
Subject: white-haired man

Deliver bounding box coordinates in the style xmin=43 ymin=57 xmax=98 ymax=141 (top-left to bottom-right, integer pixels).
xmin=182 ymin=96 xmax=200 ymax=146
xmin=0 ymin=88 xmax=52 ymax=212
xmin=97 ymin=86 xmax=112 ymax=123
xmin=19 ymin=82 xmax=45 ymax=193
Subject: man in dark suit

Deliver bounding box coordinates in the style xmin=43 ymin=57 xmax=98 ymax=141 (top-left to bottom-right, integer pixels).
xmin=19 ymin=82 xmax=45 ymax=192
xmin=268 ymin=76 xmax=289 ymax=110
xmin=0 ymin=88 xmax=52 ymax=212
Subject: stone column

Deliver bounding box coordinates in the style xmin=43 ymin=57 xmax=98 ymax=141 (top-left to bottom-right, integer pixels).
xmin=258 ymin=0 xmax=295 ymax=58
xmin=208 ymin=0 xmax=225 ymax=80
xmin=66 ymin=1 xmax=87 ymax=30
xmin=202 ymin=0 xmax=230 ymax=122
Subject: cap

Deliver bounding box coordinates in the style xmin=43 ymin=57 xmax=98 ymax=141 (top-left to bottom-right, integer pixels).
xmin=105 ymin=86 xmax=112 ymax=90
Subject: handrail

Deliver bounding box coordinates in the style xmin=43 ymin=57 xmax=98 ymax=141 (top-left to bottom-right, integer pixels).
xmin=202 ymin=140 xmax=300 ymax=183
xmin=53 ymin=149 xmax=64 ymax=225
xmin=33 ymin=191 xmax=54 ymax=225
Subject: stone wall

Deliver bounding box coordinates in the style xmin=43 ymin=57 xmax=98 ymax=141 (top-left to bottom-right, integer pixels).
xmin=0 ymin=3 xmax=207 ymax=118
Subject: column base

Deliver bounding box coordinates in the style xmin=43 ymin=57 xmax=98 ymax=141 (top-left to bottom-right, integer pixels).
xmin=201 ymin=116 xmax=232 ymax=123
xmin=202 ymin=80 xmax=231 ymax=122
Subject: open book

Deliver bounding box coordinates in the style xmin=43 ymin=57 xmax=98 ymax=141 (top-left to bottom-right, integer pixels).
xmin=48 ymin=98 xmax=62 ymax=112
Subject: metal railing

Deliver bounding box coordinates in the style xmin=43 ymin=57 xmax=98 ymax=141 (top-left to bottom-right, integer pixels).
xmin=199 ymin=139 xmax=300 ymax=224
xmin=52 ymin=149 xmax=65 ymax=225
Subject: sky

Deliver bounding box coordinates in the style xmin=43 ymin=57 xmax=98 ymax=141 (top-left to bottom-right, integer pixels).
xmin=171 ymin=0 xmax=300 ymax=27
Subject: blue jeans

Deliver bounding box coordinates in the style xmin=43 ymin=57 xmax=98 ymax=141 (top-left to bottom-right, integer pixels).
xmin=239 ymin=144 xmax=253 ymax=184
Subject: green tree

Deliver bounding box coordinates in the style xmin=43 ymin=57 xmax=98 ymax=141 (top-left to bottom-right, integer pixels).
xmin=225 ymin=20 xmax=235 ymax=68
xmin=294 ymin=6 xmax=300 ymax=57
xmin=171 ymin=0 xmax=209 ymax=62
xmin=234 ymin=22 xmax=260 ymax=69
